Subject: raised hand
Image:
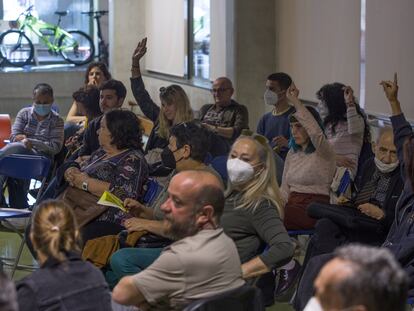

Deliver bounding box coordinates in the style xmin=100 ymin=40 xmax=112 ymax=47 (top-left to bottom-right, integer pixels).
xmin=342 ymin=86 xmax=355 ymax=106
xmin=132 ymin=37 xmax=147 ymax=67
xmin=380 ymin=72 xmax=399 ymax=103
xmin=286 ymin=83 xmax=300 ymax=105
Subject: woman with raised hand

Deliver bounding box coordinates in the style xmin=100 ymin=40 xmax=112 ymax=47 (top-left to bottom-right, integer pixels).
xmin=16 ymin=200 xmax=112 ymax=311
xmin=275 ymin=83 xmax=336 ymax=298
xmin=130 ymin=38 xmax=193 ymax=161
xmin=316 ymin=82 xmax=370 ymax=176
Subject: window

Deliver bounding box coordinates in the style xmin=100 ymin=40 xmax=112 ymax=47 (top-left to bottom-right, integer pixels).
xmin=145 ymin=0 xmax=211 ymax=82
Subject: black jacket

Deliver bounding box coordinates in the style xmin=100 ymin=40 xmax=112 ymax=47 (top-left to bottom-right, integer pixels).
xmin=384 ymin=113 xmax=414 ymax=295
xmin=16 ymin=252 xmax=112 ymax=311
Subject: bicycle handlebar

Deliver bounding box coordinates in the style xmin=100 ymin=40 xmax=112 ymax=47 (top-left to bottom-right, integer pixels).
xmin=81 ymin=10 xmax=108 ymax=17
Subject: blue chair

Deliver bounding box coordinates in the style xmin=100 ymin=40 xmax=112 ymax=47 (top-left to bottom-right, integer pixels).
xmin=0 ymin=154 xmax=51 ymax=276
xmin=142 ymin=178 xmax=165 ymax=206
xmin=182 ymin=284 xmax=264 ymax=311
xmin=209 ymin=155 xmax=228 ymax=184
xmin=287 ymin=229 xmax=315 ymax=237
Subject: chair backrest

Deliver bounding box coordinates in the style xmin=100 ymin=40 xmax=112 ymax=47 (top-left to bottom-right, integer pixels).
xmin=0 ymin=114 xmax=11 ymax=148
xmin=0 ymin=154 xmax=51 ymax=180
xmin=182 ymin=284 xmax=264 ymax=311
xmin=209 ymin=155 xmax=228 ymax=184
xmin=142 ymin=178 xmax=164 ymax=205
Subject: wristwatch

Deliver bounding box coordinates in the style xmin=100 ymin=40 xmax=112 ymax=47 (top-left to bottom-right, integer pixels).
xmin=82 ymin=180 xmax=89 ymax=191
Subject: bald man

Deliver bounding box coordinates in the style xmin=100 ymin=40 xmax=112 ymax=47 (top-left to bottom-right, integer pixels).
xmin=199 ymin=77 xmax=249 ymax=149
xmin=112 ymin=170 xmax=245 ymax=310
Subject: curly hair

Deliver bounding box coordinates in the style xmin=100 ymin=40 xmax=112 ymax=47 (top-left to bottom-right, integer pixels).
xmin=84 ymin=61 xmax=112 ymax=85
xmin=105 ymin=109 xmax=143 ymax=151
xmin=72 ymin=85 xmax=101 ymax=120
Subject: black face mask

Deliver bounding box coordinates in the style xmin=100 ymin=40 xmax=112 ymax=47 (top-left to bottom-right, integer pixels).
xmin=161 ymin=147 xmax=177 ymax=169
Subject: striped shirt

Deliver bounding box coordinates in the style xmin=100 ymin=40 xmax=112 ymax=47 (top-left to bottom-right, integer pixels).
xmin=10 ymin=106 xmax=64 ymax=156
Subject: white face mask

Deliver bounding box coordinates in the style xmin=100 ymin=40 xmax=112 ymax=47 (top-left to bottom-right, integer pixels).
xmin=317 ymin=102 xmax=329 ymax=120
xmin=264 ymin=89 xmax=279 ymax=106
xmin=374 ymin=157 xmax=399 ymax=173
xmin=303 ymin=297 xmax=324 ymax=311
xmin=227 ymin=158 xmax=255 ymax=185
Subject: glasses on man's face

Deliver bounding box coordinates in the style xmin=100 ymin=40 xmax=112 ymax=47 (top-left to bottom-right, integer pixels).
xmin=210 ymin=87 xmax=230 ymax=94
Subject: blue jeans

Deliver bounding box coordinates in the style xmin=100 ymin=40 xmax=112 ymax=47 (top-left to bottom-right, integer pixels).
xmin=105 ymin=247 xmax=163 ymax=288
xmin=0 ymin=143 xmax=38 ymax=208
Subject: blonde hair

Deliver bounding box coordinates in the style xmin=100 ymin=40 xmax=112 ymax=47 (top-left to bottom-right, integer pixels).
xmin=226 ymin=136 xmax=284 ymax=218
xmin=31 ymin=200 xmax=81 ymax=263
xmin=158 ymin=85 xmax=194 ymax=139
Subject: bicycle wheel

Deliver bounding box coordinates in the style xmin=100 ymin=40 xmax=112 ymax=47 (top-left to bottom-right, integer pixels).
xmin=58 ymin=30 xmax=94 ymax=65
xmin=0 ymin=30 xmax=34 ymax=67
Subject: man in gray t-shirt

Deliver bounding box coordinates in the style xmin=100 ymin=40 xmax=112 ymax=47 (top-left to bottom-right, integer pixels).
xmin=112 ymin=170 xmax=245 ymax=310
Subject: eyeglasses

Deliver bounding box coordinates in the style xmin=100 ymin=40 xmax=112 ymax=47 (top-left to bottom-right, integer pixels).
xmin=210 ymin=87 xmax=231 ymax=94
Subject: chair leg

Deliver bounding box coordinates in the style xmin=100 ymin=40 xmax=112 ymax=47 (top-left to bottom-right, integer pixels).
xmin=11 ymin=235 xmax=26 ymax=278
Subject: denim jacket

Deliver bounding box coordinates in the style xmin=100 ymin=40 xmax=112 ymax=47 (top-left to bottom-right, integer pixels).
xmin=16 ymin=251 xmax=112 ymax=311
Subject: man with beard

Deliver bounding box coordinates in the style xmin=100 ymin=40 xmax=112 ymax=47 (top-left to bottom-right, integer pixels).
xmin=112 ymin=170 xmax=245 ymax=310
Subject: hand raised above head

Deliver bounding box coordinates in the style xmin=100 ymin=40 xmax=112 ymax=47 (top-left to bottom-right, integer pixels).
xmin=286 ymin=83 xmax=300 ymax=104
xmin=380 ymin=72 xmax=399 ymax=103
xmin=342 ymin=85 xmax=355 ymax=106
xmin=132 ymin=37 xmax=147 ymax=66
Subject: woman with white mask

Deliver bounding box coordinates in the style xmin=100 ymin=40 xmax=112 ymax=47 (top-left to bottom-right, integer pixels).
xmin=220 ymin=134 xmax=294 ymax=291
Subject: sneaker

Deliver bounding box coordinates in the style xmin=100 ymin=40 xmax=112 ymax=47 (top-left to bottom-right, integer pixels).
xmin=274 ymin=260 xmax=301 ymax=298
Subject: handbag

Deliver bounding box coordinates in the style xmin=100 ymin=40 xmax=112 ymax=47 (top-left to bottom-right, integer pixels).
xmin=57 ymin=186 xmax=109 ymax=228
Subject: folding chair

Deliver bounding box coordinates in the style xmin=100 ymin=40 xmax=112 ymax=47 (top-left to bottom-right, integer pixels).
xmin=0 ymin=154 xmax=51 ymax=277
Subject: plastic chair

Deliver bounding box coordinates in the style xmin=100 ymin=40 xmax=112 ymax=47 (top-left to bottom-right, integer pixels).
xmin=209 ymin=155 xmax=228 ymax=184
xmin=142 ymin=178 xmax=165 ymax=205
xmin=182 ymin=284 xmax=264 ymax=311
xmin=0 ymin=154 xmax=51 ymax=276
xmin=0 ymin=114 xmax=11 ymax=149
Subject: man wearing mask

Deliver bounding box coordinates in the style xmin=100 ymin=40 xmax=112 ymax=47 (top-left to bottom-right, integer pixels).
xmin=303 ymin=244 xmax=407 ymax=311
xmin=257 ymin=72 xmax=295 ymax=160
xmin=291 ymin=127 xmax=404 ymax=308
xmin=0 ymin=83 xmax=64 ymax=208
xmin=199 ymin=77 xmax=249 ymax=150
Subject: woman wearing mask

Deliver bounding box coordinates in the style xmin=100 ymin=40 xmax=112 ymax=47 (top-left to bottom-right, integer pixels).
xmin=317 ymin=83 xmax=370 ymax=177
xmin=220 ymin=134 xmax=294 ymax=282
xmin=275 ymin=84 xmax=336 ymax=297
xmin=130 ymin=38 xmax=193 ymax=162
xmin=16 ymin=200 xmax=112 ymax=311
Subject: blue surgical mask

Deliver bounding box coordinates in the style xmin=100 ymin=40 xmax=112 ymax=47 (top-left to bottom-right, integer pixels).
xmin=33 ymin=103 xmax=52 ymax=116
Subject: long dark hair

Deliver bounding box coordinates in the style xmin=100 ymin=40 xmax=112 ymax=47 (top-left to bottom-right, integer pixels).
xmin=317 ymin=82 xmax=371 ymax=142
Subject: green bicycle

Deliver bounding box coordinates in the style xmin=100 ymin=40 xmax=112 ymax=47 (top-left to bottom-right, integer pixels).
xmin=0 ymin=5 xmax=94 ymax=67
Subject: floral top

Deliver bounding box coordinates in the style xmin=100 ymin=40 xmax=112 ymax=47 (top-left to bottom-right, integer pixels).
xmin=81 ymin=148 xmax=149 ymax=225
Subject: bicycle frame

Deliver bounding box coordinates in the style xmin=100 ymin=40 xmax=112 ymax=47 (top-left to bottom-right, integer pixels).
xmin=16 ymin=12 xmax=75 ymax=53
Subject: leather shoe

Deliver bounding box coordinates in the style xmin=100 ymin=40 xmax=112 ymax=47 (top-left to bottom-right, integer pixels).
xmin=274 ymin=260 xmax=301 ymax=298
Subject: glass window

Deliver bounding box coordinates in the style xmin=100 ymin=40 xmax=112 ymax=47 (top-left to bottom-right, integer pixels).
xmin=192 ymin=0 xmax=210 ymax=80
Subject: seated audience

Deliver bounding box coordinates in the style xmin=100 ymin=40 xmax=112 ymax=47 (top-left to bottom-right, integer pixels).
xmin=75 ymin=79 xmax=127 ymax=159
xmin=61 ymin=110 xmax=148 ymax=243
xmin=0 ymin=271 xmax=18 ymax=311
xmin=130 ymin=38 xmax=193 ymax=161
xmin=276 ymin=83 xmax=336 ymax=297
xmin=0 ymin=83 xmax=64 ymax=208
xmin=317 ymin=82 xmax=369 ymax=177
xmin=16 ymin=200 xmax=112 ymax=311
xmin=257 ymin=72 xmax=295 ymax=160
xmin=112 ymin=170 xmax=245 ymax=310
xmin=221 ymin=134 xmax=293 ymax=278
xmin=199 ymin=76 xmax=249 ymax=151
xmin=304 ymin=127 xmax=402 ymax=261
xmin=66 ymin=62 xmax=111 ymax=125
xmin=294 ymin=73 xmax=414 ymax=309
xmin=65 ymin=85 xmax=102 ymax=156
xmin=303 ymin=244 xmax=407 ymax=311
xmin=105 ymin=121 xmax=215 ymax=287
